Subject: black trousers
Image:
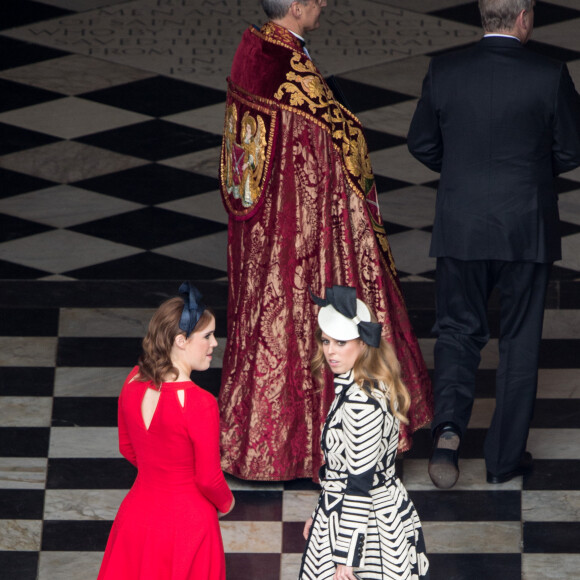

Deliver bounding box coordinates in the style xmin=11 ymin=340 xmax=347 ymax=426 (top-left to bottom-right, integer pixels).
xmin=432 ymin=257 xmax=552 ymax=475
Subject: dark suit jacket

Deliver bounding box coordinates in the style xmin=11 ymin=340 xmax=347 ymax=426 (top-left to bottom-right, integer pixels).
xmin=407 ymin=36 xmax=580 ymax=263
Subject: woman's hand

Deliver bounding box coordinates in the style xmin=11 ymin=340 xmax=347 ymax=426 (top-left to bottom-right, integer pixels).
xmin=303 ymin=517 xmax=313 ymax=540
xmin=333 ymin=564 xmax=357 ymax=580
xmin=218 ymin=495 xmax=235 ymax=518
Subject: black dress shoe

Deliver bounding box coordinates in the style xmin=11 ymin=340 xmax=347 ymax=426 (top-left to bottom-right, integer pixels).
xmin=486 ymin=451 xmax=534 ymax=484
xmin=428 ymin=422 xmax=461 ymax=489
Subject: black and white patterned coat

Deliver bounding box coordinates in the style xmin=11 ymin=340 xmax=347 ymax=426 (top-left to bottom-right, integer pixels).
xmin=300 ymin=370 xmax=429 ymax=579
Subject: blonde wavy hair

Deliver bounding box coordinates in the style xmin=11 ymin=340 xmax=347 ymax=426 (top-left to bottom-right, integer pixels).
xmin=137 ymin=297 xmax=214 ymax=388
xmin=312 ymin=327 xmax=411 ymax=424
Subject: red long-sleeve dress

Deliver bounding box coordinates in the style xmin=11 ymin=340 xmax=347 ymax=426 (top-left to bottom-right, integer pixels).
xmin=97 ymin=366 xmax=233 ymax=580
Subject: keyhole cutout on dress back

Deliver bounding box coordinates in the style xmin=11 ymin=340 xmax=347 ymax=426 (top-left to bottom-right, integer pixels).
xmin=177 ymin=390 xmax=185 ymax=408
xmin=141 ymin=388 xmax=161 ymax=431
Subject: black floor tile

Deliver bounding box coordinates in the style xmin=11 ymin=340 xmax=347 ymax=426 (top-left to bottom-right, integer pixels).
xmin=0 ymin=122 xmax=60 ymax=156
xmin=474 ymin=369 xmax=498 ymax=398
xmin=208 ymin=306 xmax=228 ymax=336
xmin=560 ymin=220 xmax=580 ymax=237
xmin=57 ymin=337 xmax=141 ymax=367
xmin=524 ymin=522 xmax=580 ymax=553
xmin=382 ymin=220 xmax=412 ymax=236
xmin=533 ymin=2 xmax=580 ymax=27
xmin=406 ymin=428 xmax=487 ymax=460
xmin=0 ymin=214 xmax=54 ymax=243
xmin=222 ymin=491 xmax=282 ymax=522
xmin=539 ymin=339 xmax=580 ymax=368
xmin=363 ymin=128 xmax=407 ymax=152
xmin=0 ymin=168 xmax=56 ymax=199
xmin=428 ymin=554 xmax=521 ymax=580
xmin=0 ymin=552 xmax=38 ymax=580
xmin=416 ymin=269 xmax=437 ymax=281
xmin=0 ymin=307 xmax=58 ymax=336
xmin=0 ymin=0 xmax=72 ymax=30
xmin=52 ymin=397 xmax=118 ymax=427
xmin=283 ymin=521 xmax=306 ymax=553
xmin=42 ymin=520 xmax=112 ymax=551
xmin=0 ymin=489 xmax=44 ymax=519
xmin=429 ymin=2 xmax=481 ymax=28
xmin=544 ymin=280 xmax=560 ymax=309
xmin=47 ymin=458 xmax=137 ymax=489
xmin=375 ymin=175 xmax=414 ymax=193
xmin=73 ymin=164 xmax=218 ymax=204
xmin=332 ymin=77 xmax=415 ymax=113
xmin=560 ymin=281 xmax=580 ymax=309
xmin=282 ymin=478 xmax=321 ymax=491
xmin=75 ymin=120 xmax=222 ymax=161
xmin=399 ymin=281 xmax=436 ymax=309
xmin=0 ymin=78 xmax=63 ymax=113
xmin=63 ymin=252 xmax=227 ymax=280
xmin=405 ymin=310 xmax=434 ymax=339
xmin=0 ymin=427 xmax=49 ymax=457
xmin=530 ymin=399 xmax=580 ymax=428
xmin=550 ymin=263 xmax=580 ymax=281
xmin=80 ymin=77 xmax=226 ymax=117
xmin=556 ymin=177 xmax=580 ymax=194
xmin=0 ymin=367 xmax=54 ymax=396
xmin=191 ymin=368 xmax=222 ymax=398
xmin=225 ymin=554 xmax=280 ymax=580
xmin=524 ymin=460 xmax=580 ymax=491
xmin=410 ymin=490 xmax=520 ymax=521
xmin=0 ymin=259 xmax=51 ymax=279
xmin=69 ymin=207 xmax=226 ymax=250
xmin=0 ymin=37 xmax=69 ymax=71
xmin=0 ymin=281 xmax=228 ymax=308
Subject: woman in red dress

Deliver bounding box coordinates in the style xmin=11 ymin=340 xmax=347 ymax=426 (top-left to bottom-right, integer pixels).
xmin=97 ymin=282 xmax=235 ymax=580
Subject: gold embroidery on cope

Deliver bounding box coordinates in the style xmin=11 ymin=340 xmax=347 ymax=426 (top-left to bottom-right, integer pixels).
xmin=220 ymin=92 xmax=277 ymax=218
xmin=224 ymin=106 xmax=267 ymax=207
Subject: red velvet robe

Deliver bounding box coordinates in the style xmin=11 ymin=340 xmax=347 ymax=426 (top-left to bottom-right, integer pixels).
xmin=218 ymin=22 xmax=432 ymax=480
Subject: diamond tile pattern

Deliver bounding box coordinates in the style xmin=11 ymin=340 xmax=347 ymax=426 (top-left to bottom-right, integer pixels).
xmin=0 ymin=1 xmax=579 ymax=579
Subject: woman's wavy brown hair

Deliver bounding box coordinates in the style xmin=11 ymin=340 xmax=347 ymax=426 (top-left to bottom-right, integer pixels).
xmin=136 ymin=297 xmax=214 ymax=388
xmin=311 ymin=326 xmax=411 ymax=424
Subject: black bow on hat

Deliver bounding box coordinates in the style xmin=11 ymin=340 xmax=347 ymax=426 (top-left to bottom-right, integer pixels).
xmin=178 ymin=281 xmax=206 ymax=338
xmin=311 ymin=285 xmax=382 ymax=348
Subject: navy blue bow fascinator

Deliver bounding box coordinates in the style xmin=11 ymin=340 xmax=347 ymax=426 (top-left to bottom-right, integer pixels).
xmin=178 ymin=281 xmax=206 ymax=338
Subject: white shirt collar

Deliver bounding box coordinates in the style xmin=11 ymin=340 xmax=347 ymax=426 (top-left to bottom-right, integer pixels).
xmin=289 ymin=31 xmax=306 ymax=44
xmin=483 ymin=33 xmax=521 ymax=42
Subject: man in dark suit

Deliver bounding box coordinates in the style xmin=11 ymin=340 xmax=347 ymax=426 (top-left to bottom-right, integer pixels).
xmin=407 ymin=0 xmax=580 ymax=488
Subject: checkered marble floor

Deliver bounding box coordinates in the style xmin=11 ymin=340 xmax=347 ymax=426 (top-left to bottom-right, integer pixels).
xmin=0 ymin=1 xmax=579 ymax=579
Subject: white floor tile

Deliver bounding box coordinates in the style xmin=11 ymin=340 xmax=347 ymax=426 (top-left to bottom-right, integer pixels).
xmin=44 ymin=489 xmax=126 ymax=520
xmin=0 ymin=54 xmax=154 ymax=95
xmin=54 ymin=367 xmax=128 ymax=397
xmin=38 ymin=551 xmax=103 ymax=580
xmin=0 ymin=458 xmax=47 ymax=490
xmin=0 ymin=141 xmax=147 ymax=183
xmin=0 ymin=186 xmax=143 ymax=228
xmin=0 ymin=397 xmax=53 ymax=427
xmin=49 ymin=427 xmax=121 ymax=458
xmin=220 ymin=521 xmax=282 ymax=553
xmin=154 ymin=231 xmax=228 ymax=272
xmin=378 ymin=185 xmax=436 ymax=229
xmin=0 ymin=230 xmax=140 ymax=274
xmin=0 ymin=97 xmax=150 ymax=139
xmin=59 ymin=308 xmax=154 ymax=337
xmin=0 ymin=337 xmax=57 ymax=367
xmin=158 ymin=190 xmax=228 ymax=225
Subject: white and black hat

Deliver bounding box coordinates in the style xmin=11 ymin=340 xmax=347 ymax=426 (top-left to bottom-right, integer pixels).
xmin=311 ymin=285 xmax=382 ymax=347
